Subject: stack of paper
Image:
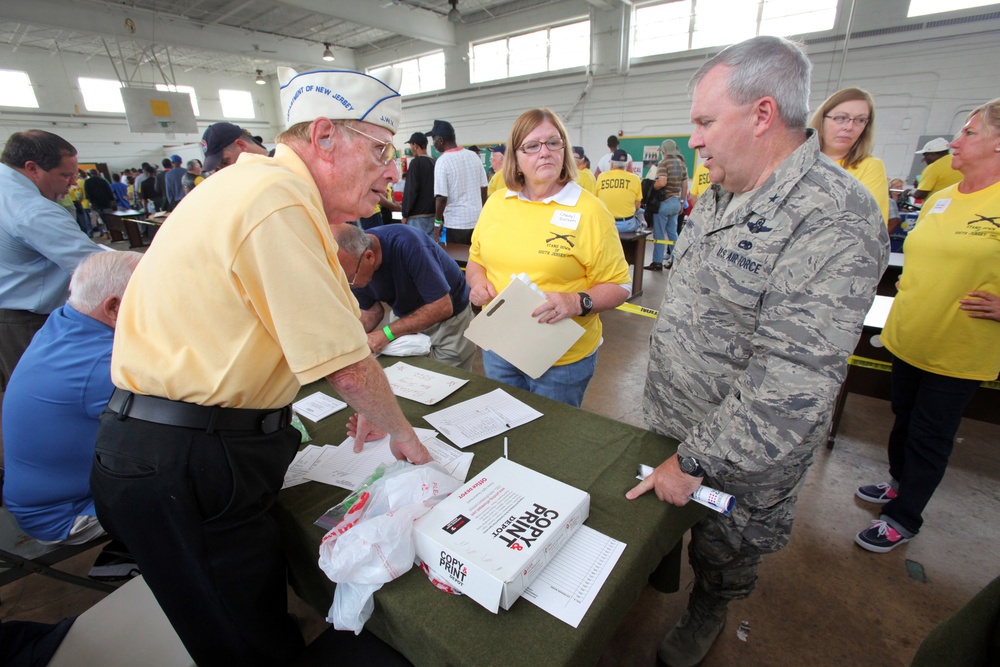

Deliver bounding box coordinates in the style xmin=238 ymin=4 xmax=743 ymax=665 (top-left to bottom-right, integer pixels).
xmin=281 ymin=428 xmax=473 ymax=491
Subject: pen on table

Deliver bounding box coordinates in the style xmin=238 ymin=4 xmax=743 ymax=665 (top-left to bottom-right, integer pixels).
xmin=504 ymin=436 xmax=508 ymax=459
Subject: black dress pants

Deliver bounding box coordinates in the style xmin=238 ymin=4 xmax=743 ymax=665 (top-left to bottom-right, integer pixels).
xmin=90 ymin=411 xmax=304 ymax=666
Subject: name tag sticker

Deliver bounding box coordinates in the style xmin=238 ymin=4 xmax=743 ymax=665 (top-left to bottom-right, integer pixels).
xmin=929 ymin=198 xmax=951 ymax=214
xmin=550 ymin=210 xmax=581 ymax=230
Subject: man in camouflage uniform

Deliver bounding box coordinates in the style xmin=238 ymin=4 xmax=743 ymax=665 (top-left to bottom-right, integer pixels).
xmin=626 ymin=36 xmax=889 ymax=667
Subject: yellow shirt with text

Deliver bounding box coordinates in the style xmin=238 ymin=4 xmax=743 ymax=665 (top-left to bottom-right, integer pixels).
xmin=595 ymin=170 xmax=641 ymax=219
xmin=470 ymin=183 xmax=630 ymax=365
xmin=882 ymin=181 xmax=1000 ymax=380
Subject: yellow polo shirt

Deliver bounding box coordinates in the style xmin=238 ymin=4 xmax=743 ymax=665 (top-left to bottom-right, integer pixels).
xmin=112 ymin=144 xmax=370 ymax=408
xmin=595 ymin=169 xmax=641 ymax=219
xmin=470 ymin=182 xmax=630 ymax=365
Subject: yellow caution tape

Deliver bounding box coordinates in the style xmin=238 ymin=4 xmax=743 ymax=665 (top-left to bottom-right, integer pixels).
xmin=649 ymin=239 xmax=675 ymax=245
xmin=847 ymin=355 xmax=891 ymax=372
xmin=616 ymin=302 xmax=659 ymax=318
xmin=848 ymin=355 xmax=999 ymax=390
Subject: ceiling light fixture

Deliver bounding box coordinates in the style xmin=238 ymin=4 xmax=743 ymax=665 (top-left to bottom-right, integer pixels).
xmin=447 ymin=0 xmax=461 ymax=23
xmin=322 ymin=43 xmax=335 ymax=61
xmin=255 ymin=69 xmax=266 ymax=85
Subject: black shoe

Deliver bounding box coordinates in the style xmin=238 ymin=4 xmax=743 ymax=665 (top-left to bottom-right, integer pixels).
xmin=644 ymin=262 xmax=663 ymax=271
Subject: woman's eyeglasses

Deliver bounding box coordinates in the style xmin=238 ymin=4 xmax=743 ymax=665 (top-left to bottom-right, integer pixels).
xmin=518 ymin=138 xmax=565 ymax=154
xmin=824 ymin=114 xmax=869 ymax=128
xmin=343 ymin=124 xmax=399 ymax=165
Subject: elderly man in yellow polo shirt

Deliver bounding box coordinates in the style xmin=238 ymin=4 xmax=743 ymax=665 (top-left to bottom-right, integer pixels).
xmin=89 ymin=67 xmax=430 ymax=666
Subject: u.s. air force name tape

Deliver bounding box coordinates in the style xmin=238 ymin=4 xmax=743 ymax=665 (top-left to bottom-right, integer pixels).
xmin=849 ymin=355 xmax=1000 ymax=390
xmin=616 ymin=302 xmax=658 ymax=318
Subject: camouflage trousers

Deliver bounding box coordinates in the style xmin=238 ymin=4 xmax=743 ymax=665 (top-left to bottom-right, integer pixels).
xmin=689 ymin=456 xmax=811 ymax=602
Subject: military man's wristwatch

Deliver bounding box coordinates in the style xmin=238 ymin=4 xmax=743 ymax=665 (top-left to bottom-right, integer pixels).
xmin=578 ymin=292 xmax=593 ymax=316
xmin=677 ymin=455 xmax=706 ymax=478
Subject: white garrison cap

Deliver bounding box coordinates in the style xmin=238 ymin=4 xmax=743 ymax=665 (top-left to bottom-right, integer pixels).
xmin=277 ymin=67 xmax=403 ymax=133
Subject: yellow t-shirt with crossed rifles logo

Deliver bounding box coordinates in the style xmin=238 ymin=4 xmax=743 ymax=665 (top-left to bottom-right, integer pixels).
xmin=882 ymin=180 xmax=1000 ymax=381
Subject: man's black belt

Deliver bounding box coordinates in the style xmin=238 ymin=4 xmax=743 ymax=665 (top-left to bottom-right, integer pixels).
xmin=108 ymin=389 xmax=293 ymax=435
xmin=615 ymin=216 xmax=634 ymax=222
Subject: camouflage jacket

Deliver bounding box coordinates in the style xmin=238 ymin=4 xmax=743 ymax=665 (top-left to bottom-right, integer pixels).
xmin=643 ymin=130 xmax=889 ymax=480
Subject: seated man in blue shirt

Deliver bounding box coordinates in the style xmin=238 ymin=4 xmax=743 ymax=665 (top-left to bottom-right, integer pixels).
xmin=2 ymin=250 xmax=143 ymax=578
xmin=330 ymin=223 xmax=476 ymax=370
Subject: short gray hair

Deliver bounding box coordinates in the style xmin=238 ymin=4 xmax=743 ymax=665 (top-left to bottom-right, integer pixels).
xmin=68 ymin=251 xmax=143 ymax=314
xmin=329 ymin=222 xmax=373 ymax=258
xmin=610 ymin=160 xmax=627 ymax=170
xmin=690 ymin=35 xmax=812 ymax=129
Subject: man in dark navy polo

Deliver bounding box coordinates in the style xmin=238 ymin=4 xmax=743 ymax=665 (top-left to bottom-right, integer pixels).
xmin=330 ymin=222 xmax=475 ymax=370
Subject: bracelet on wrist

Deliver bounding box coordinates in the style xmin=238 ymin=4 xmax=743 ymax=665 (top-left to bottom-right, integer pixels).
xmin=382 ymin=325 xmax=395 ymax=341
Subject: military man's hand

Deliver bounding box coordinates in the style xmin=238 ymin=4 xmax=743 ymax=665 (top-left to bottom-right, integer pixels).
xmin=625 ymin=454 xmax=702 ymax=505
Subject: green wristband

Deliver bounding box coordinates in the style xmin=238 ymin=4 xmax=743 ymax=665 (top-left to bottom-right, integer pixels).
xmin=434 ymin=220 xmax=443 ymax=226
xmin=382 ymin=325 xmax=395 ymax=341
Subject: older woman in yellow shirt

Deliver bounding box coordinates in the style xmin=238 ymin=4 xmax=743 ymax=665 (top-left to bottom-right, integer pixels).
xmin=854 ymin=98 xmax=1000 ymax=553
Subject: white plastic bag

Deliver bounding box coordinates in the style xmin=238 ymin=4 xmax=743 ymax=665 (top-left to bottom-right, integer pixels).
xmin=380 ymin=333 xmax=432 ymax=357
xmin=317 ymin=460 xmax=459 ymax=633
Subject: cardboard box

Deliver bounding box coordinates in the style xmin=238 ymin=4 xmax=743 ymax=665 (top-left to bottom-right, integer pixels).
xmin=413 ymin=457 xmax=590 ymax=613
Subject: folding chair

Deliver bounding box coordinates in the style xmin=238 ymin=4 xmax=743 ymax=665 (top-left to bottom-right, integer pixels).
xmin=0 ymin=468 xmax=115 ymax=598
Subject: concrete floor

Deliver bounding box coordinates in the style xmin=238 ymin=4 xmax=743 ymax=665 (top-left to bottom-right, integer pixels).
xmin=2 ymin=242 xmax=998 ymax=666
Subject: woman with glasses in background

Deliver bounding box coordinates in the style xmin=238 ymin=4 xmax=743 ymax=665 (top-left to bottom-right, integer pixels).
xmin=810 ymin=88 xmax=890 ymax=223
xmin=466 ymin=108 xmax=631 ymax=407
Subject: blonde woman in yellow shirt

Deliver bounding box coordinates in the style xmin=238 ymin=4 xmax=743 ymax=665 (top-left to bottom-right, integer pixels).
xmin=854 ymin=99 xmax=1000 ymax=553
xmin=810 ymin=88 xmax=889 ymax=223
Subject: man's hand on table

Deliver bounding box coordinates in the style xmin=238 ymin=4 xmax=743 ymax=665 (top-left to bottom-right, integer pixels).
xmin=625 ymin=454 xmax=701 ymax=505
xmin=346 ymin=412 xmax=431 ymax=464
xmin=347 ymin=413 xmax=385 ymax=451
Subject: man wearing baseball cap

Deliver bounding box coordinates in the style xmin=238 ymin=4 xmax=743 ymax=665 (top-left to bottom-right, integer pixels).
xmin=90 ymin=67 xmax=430 ymax=665
xmin=200 ymin=121 xmax=268 ymax=173
xmin=595 ymin=148 xmax=642 ymax=233
xmin=913 ymin=137 xmax=962 ymax=200
xmin=426 ymin=119 xmax=487 ymax=244
xmin=402 ymin=131 xmax=436 ymax=236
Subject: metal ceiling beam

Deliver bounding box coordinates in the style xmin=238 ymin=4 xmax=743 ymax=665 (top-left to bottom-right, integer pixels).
xmin=2 ymin=0 xmax=357 ymax=71
xmin=275 ymin=0 xmax=457 ymax=47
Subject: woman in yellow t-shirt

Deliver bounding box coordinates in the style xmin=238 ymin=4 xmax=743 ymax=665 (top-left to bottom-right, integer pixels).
xmin=467 ymin=108 xmax=630 ymax=407
xmin=853 ymin=99 xmax=1000 ymax=554
xmin=809 ymin=88 xmax=889 ymax=223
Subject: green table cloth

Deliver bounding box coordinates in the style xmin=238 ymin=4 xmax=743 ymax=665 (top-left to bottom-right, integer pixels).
xmin=275 ymin=356 xmax=705 ymax=667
